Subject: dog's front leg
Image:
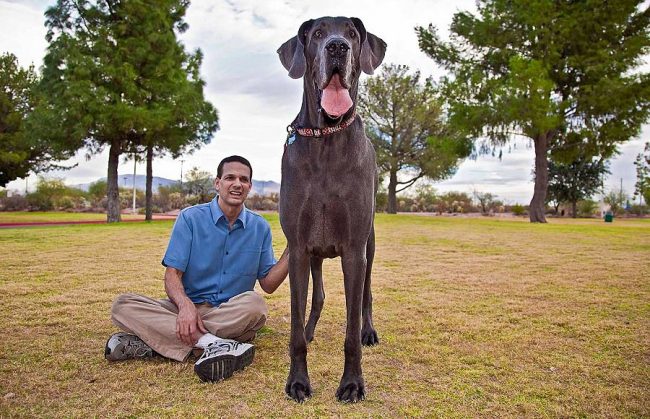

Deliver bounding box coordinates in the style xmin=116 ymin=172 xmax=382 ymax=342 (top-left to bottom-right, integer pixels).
xmin=285 ymin=249 xmax=312 ymax=402
xmin=336 ymin=248 xmax=367 ymax=402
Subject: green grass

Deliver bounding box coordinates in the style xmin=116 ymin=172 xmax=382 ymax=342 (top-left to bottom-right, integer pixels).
xmin=0 ymin=213 xmax=648 ymax=417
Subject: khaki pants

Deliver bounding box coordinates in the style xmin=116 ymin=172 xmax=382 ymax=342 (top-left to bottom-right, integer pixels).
xmin=110 ymin=291 xmax=268 ymax=362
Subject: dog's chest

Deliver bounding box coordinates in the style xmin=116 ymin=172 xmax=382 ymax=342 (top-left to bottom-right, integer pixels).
xmin=280 ymin=134 xmax=375 ymax=247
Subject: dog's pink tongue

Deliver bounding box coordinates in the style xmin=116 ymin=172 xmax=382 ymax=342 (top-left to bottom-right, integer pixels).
xmin=321 ymin=74 xmax=353 ymax=117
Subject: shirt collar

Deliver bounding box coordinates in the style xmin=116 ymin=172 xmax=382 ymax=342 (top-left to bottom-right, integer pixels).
xmin=210 ymin=196 xmax=248 ymax=228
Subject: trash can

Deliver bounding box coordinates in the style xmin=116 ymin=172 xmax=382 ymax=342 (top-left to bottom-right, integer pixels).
xmin=604 ymin=212 xmax=613 ymax=222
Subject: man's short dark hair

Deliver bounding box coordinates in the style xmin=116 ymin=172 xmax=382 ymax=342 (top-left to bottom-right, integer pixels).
xmin=217 ymin=155 xmax=253 ymax=180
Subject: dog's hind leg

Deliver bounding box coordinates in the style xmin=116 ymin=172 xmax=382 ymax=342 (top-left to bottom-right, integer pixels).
xmin=305 ymin=256 xmax=324 ymax=343
xmin=361 ymin=225 xmax=379 ymax=346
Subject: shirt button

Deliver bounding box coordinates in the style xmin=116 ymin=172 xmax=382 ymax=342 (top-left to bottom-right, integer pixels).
xmin=223 ymin=271 xmax=226 ymax=274
xmin=226 ymin=251 xmax=229 ymax=255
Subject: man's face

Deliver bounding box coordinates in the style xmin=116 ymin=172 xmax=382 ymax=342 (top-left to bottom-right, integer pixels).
xmin=215 ymin=162 xmax=252 ymax=209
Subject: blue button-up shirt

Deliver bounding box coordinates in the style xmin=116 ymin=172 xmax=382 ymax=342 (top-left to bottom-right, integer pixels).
xmin=161 ymin=197 xmax=277 ymax=307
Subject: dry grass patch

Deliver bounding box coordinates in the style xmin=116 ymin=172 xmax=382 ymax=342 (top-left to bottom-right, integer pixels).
xmin=0 ymin=211 xmax=148 ymax=224
xmin=0 ymin=214 xmax=648 ymax=417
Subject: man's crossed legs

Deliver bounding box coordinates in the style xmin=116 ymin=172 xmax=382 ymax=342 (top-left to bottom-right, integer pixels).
xmin=105 ymin=291 xmax=267 ymax=382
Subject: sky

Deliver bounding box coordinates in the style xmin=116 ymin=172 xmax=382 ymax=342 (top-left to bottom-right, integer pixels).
xmin=1 ymin=0 xmax=648 ymax=204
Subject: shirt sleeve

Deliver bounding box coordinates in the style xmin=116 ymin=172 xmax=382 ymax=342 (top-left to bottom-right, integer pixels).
xmin=161 ymin=211 xmax=192 ymax=272
xmin=257 ymin=227 xmax=277 ymax=279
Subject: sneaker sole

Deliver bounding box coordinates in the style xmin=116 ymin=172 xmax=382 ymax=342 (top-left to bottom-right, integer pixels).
xmin=194 ymin=346 xmax=255 ymax=383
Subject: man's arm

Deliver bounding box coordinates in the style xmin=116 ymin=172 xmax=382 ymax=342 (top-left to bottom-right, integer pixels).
xmin=164 ymin=266 xmax=208 ymax=346
xmin=258 ymin=247 xmax=289 ymax=294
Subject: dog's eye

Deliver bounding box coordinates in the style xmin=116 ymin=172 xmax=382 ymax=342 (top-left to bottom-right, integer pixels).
xmin=350 ymin=30 xmax=356 ymax=38
xmin=314 ymin=30 xmax=322 ymax=38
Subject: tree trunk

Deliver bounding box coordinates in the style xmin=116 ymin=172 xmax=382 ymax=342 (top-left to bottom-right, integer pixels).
xmin=571 ymin=200 xmax=578 ymax=218
xmin=529 ymin=132 xmax=550 ymax=223
xmin=145 ymin=143 xmax=153 ymax=221
xmin=106 ymin=139 xmax=122 ymax=223
xmin=387 ymin=170 xmax=398 ymax=214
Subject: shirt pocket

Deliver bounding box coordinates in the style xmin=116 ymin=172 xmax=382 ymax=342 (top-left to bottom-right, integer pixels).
xmin=238 ymin=247 xmax=261 ymax=276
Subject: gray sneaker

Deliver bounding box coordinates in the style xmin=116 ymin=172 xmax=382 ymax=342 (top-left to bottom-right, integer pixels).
xmin=105 ymin=332 xmax=154 ymax=361
xmin=194 ymin=339 xmax=254 ymax=382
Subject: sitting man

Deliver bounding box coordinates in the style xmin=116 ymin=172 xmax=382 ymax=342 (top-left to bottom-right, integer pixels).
xmin=105 ymin=155 xmax=288 ymax=383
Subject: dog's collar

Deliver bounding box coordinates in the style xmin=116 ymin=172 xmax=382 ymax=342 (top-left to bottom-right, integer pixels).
xmin=286 ymin=111 xmax=356 ymax=145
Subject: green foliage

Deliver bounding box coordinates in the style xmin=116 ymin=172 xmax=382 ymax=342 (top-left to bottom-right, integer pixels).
xmin=547 ymin=153 xmax=609 ymax=217
xmin=27 ymin=177 xmax=86 ymax=211
xmin=87 ymin=180 xmax=107 ymax=207
xmin=511 ymin=204 xmax=526 ymax=216
xmin=634 ymin=142 xmax=650 ymax=205
xmin=183 ymin=167 xmax=214 ymax=204
xmin=359 ymin=64 xmax=471 ymax=214
xmin=604 ymin=188 xmax=628 ymax=215
xmin=36 ymin=0 xmax=218 ymax=222
xmin=577 ymin=199 xmax=598 ymax=218
xmin=417 ymin=0 xmax=650 ymax=222
xmin=0 ymin=53 xmax=73 ymax=186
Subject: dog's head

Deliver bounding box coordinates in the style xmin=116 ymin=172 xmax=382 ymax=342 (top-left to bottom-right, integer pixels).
xmin=278 ymin=17 xmax=386 ymax=120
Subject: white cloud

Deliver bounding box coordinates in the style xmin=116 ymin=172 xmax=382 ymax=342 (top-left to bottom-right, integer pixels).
xmin=1 ymin=0 xmax=648 ymax=205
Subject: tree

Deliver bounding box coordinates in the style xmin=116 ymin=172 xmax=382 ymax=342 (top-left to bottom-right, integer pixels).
xmin=417 ymin=0 xmax=650 ymax=222
xmin=604 ymin=188 xmax=627 ymax=216
xmin=547 ymin=151 xmax=609 ymax=218
xmin=359 ymin=64 xmax=471 ymax=214
xmin=0 ymin=53 xmax=73 ymax=186
xmin=473 ymin=190 xmax=498 ymax=215
xmin=37 ymin=0 xmax=217 ymax=222
xmin=183 ymin=167 xmax=214 ymax=204
xmin=634 ymin=142 xmax=650 ymax=205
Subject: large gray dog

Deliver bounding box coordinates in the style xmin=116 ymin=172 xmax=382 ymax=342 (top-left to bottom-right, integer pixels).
xmin=277 ymin=17 xmax=386 ymax=403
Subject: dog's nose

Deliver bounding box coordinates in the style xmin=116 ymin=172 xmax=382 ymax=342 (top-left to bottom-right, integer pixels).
xmin=326 ymin=39 xmax=349 ymax=58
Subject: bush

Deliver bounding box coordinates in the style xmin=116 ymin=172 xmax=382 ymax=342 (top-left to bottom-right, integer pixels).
xmin=0 ymin=194 xmax=29 ymax=211
xmin=511 ymin=204 xmax=526 ymax=216
xmin=628 ymin=204 xmax=648 ymax=216
xmin=577 ymin=199 xmax=598 ymax=218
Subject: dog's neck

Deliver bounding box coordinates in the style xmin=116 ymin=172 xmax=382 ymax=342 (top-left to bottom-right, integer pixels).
xmin=296 ymin=78 xmax=359 ymax=129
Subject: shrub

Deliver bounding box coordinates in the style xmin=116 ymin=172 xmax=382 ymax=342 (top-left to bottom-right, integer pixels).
xmin=0 ymin=194 xmax=29 ymax=211
xmin=577 ymin=199 xmax=598 ymax=218
xmin=511 ymin=204 xmax=526 ymax=216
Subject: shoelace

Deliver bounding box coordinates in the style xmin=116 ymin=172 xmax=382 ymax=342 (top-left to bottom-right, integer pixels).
xmin=204 ymin=341 xmax=240 ymax=356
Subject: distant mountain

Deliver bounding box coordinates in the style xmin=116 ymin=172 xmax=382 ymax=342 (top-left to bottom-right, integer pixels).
xmin=71 ymin=175 xmax=280 ymax=196
xmin=72 ymin=175 xmax=178 ymax=193
xmin=251 ymin=180 xmax=280 ymax=196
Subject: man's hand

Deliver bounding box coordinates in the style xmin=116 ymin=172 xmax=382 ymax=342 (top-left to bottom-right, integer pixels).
xmin=164 ymin=266 xmax=208 ymax=346
xmin=175 ymin=302 xmax=209 ymax=346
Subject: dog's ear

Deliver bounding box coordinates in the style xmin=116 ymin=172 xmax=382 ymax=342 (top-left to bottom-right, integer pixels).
xmin=351 ymin=17 xmax=387 ymax=75
xmin=277 ymin=19 xmax=313 ymax=79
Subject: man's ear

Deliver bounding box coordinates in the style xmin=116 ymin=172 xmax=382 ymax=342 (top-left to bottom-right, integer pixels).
xmin=277 ymin=19 xmax=313 ymax=79
xmin=351 ymin=17 xmax=387 ymax=75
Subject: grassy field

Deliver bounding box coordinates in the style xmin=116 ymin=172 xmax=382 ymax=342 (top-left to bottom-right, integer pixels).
xmin=0 ymin=211 xmax=150 ymax=223
xmin=0 ymin=214 xmax=648 ymax=417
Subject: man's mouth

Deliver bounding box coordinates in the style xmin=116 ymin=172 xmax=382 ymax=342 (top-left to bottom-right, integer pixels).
xmin=229 ymin=190 xmax=243 ymax=197
xmin=320 ymin=73 xmax=353 ymax=118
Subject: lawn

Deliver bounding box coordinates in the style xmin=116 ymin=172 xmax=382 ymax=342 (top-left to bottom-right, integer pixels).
xmin=0 ymin=211 xmax=149 ymax=223
xmin=0 ymin=214 xmax=648 ymax=417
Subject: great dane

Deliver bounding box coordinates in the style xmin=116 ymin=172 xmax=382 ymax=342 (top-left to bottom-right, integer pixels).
xmin=277 ymin=17 xmax=386 ymax=402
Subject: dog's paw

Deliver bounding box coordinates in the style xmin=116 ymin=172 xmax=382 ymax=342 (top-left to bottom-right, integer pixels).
xmin=336 ymin=376 xmax=365 ymax=403
xmin=285 ymin=378 xmax=312 ymax=403
xmin=361 ymin=328 xmax=379 ymax=346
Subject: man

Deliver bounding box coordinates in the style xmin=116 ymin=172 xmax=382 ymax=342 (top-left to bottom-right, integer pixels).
xmin=105 ymin=155 xmax=288 ymax=383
